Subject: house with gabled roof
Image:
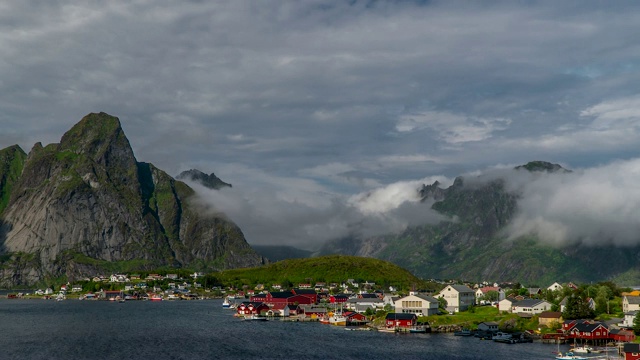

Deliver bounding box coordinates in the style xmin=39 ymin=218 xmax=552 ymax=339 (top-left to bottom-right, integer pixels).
xmin=623 ymin=343 xmax=640 ymax=360
xmin=394 ymin=293 xmax=439 ymax=316
xmin=498 ymin=298 xmax=516 ymax=313
xmin=477 ymin=321 xmax=498 ymax=332
xmin=538 ymin=311 xmax=562 ymax=327
xmin=511 ymin=299 xmax=552 ymax=315
xmin=547 ymin=282 xmax=563 ymax=291
xmin=566 ymin=321 xmax=609 ymax=342
xmin=436 ymin=285 xmax=475 ymax=313
xmin=623 ymin=295 xmax=640 ymax=313
xmin=385 ymin=313 xmax=417 ymax=329
xmin=620 ymin=311 xmax=638 ymax=328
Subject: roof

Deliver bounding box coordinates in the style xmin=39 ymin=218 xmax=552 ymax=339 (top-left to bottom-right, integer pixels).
xmin=512 ymin=299 xmax=547 ymax=308
xmin=478 ymin=286 xmax=500 ymax=293
xmin=293 ymin=289 xmax=317 ymax=295
xmin=385 ymin=313 xmax=417 ymax=320
xmin=624 ymin=343 xmax=640 ymax=353
xmin=625 ymin=295 xmax=640 ymax=304
xmin=479 ymin=321 xmax=499 ymax=326
xmin=443 ymin=285 xmax=474 ymax=293
xmin=269 ymin=291 xmax=295 ymax=298
xmin=539 ymin=311 xmax=562 ymax=319
xmin=571 ymin=322 xmax=608 ymax=333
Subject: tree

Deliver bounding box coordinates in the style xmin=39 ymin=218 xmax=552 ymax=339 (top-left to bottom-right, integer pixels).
xmin=438 ymin=297 xmax=448 ymax=313
xmin=633 ymin=313 xmax=640 ymax=335
xmin=562 ymin=293 xmax=595 ymax=320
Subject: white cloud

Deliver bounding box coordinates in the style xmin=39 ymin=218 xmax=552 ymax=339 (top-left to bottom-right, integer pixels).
xmin=396 ymin=111 xmax=511 ymax=144
xmin=504 ymin=159 xmax=640 ymax=247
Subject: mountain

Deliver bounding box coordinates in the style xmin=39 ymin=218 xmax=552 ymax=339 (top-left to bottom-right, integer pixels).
xmin=318 ymin=161 xmax=640 ymax=285
xmin=177 ymin=169 xmax=232 ymax=190
xmin=0 ymin=112 xmax=262 ymax=286
xmin=251 ymin=245 xmax=313 ymax=262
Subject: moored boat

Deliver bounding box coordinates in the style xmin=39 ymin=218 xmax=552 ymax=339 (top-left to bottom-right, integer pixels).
xmin=243 ymin=314 xmax=268 ymax=321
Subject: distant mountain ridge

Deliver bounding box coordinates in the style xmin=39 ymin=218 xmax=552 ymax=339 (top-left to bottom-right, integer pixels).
xmin=177 ymin=169 xmax=232 ymax=190
xmin=319 ymin=161 xmax=640 ymax=285
xmin=0 ymin=112 xmax=262 ymax=286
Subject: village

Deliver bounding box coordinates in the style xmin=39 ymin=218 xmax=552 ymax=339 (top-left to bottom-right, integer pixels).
xmin=8 ymin=273 xmax=640 ymax=359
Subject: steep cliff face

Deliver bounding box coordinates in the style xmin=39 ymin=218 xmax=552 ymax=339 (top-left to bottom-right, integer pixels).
xmin=0 ymin=113 xmax=262 ymax=286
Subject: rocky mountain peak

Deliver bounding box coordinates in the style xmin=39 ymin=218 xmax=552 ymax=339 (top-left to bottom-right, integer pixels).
xmin=177 ymin=169 xmax=232 ymax=190
xmin=515 ymin=160 xmax=570 ymax=173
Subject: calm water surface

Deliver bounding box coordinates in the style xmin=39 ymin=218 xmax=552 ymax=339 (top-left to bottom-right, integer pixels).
xmin=0 ymin=299 xmax=575 ymax=359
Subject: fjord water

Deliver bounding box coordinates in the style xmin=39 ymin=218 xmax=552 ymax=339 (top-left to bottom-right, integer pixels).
xmin=1 ymin=299 xmax=562 ymax=359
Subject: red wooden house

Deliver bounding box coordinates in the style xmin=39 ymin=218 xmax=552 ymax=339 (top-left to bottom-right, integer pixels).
xmin=266 ymin=291 xmax=314 ymax=306
xmin=385 ymin=313 xmax=417 ymax=329
xmin=292 ymin=288 xmax=318 ymax=304
xmin=330 ymin=295 xmax=349 ymax=304
xmin=250 ymin=294 xmax=268 ymax=303
xmin=344 ymin=311 xmax=368 ymax=325
xmin=236 ymin=302 xmax=269 ymax=316
xmin=610 ymin=328 xmax=636 ymax=342
xmin=623 ymin=343 xmax=640 ymax=360
xmin=566 ymin=321 xmax=609 ymax=342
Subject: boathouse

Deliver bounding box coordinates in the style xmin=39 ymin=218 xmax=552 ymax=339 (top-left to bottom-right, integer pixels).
xmin=623 ymin=343 xmax=640 ymax=360
xmin=385 ymin=313 xmax=417 ymax=329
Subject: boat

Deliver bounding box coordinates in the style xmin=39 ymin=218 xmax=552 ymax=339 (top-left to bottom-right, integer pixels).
xmin=409 ymin=326 xmax=429 ymax=333
xmin=454 ymin=329 xmax=473 ymax=336
xmin=492 ymin=332 xmax=515 ymax=343
xmin=329 ymin=313 xmax=347 ymax=326
xmin=570 ymin=346 xmax=593 ymax=354
xmin=222 ymin=297 xmax=231 ymax=308
xmin=243 ymin=314 xmax=268 ymax=321
xmin=555 ymin=352 xmax=588 ymax=360
xmin=149 ymin=294 xmax=163 ymax=301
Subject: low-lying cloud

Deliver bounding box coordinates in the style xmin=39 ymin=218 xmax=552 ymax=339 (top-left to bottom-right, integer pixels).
xmin=503 ymin=158 xmax=640 ymax=247
xmin=185 ymin=174 xmax=451 ymax=250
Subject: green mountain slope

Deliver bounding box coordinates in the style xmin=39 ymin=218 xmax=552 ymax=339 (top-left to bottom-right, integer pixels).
xmin=216 ymin=255 xmax=432 ymax=291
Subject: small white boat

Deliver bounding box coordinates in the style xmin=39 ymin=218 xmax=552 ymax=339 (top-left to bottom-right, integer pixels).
xmin=570 ymin=346 xmax=593 ymax=354
xmin=222 ymin=298 xmax=231 ymax=308
xmin=492 ymin=332 xmax=513 ymax=342
xmin=555 ymin=352 xmax=587 ymax=360
xmin=243 ymin=314 xmax=267 ymax=321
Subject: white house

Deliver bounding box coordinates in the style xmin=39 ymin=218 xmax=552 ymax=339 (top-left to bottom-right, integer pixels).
xmin=394 ymin=293 xmax=439 ymax=316
xmin=547 ymin=282 xmax=563 ymax=292
xmin=620 ymin=311 xmax=638 ymax=328
xmin=436 ymin=285 xmax=475 ymax=313
xmin=511 ymin=299 xmax=552 ymax=315
xmin=498 ymin=298 xmax=516 ymax=313
xmin=623 ymin=296 xmax=640 ymax=313
xmin=475 ymin=286 xmax=505 ymax=302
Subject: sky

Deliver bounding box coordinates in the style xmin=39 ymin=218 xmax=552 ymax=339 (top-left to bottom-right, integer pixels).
xmin=3 ymin=1 xmax=640 ymax=249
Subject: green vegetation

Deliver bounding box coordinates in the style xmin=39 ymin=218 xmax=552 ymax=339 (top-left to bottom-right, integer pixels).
xmin=216 ymin=255 xmax=432 ymax=291
xmin=0 ymin=145 xmax=27 ymax=214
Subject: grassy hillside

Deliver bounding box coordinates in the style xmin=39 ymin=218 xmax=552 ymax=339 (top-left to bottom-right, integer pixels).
xmin=215 ymin=255 xmax=432 ymax=291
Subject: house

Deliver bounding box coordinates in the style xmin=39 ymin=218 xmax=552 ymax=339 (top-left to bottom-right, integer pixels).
xmin=71 ymin=285 xmax=83 ymax=293
xmin=236 ymin=302 xmax=269 ymax=316
xmin=436 ymin=285 xmax=475 ymax=313
xmin=547 ymin=282 xmax=563 ymax=292
xmin=620 ymin=311 xmax=638 ymax=328
xmin=266 ymin=303 xmax=290 ymax=317
xmin=623 ymin=296 xmax=640 ymax=313
xmin=623 ymin=343 xmax=640 ymax=360
xmin=538 ymin=311 xmax=562 ymax=327
xmin=385 ymin=313 xmax=417 ymax=329
xmin=344 ymin=311 xmax=368 ymax=325
xmin=498 ymin=298 xmax=516 ymax=313
xmin=346 ymin=297 xmax=384 ymax=312
xmin=394 ymin=294 xmax=439 ymax=316
xmin=564 ymin=320 xmax=609 ymax=342
xmin=329 ymin=295 xmax=349 ymax=304
xmin=475 ymin=286 xmax=505 ymax=303
xmin=477 ymin=321 xmax=498 ymax=332
xmin=292 ymin=288 xmax=318 ymax=304
xmin=610 ymin=328 xmax=636 ymax=343
xmin=299 ymin=305 xmax=327 ymax=318
xmin=511 ymin=299 xmax=552 ymax=315
xmin=527 ymin=288 xmax=541 ymax=298
xmin=265 ymin=291 xmax=314 ymax=306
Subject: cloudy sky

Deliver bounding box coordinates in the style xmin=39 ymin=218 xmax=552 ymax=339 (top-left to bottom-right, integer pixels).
xmin=3 ymin=1 xmax=640 ymax=249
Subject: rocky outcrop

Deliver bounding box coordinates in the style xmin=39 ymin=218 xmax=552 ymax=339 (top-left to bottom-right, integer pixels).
xmin=0 ymin=112 xmax=262 ymax=286
xmin=177 ymin=169 xmax=232 ymax=190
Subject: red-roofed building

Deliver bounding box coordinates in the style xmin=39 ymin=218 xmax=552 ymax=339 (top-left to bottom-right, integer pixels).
xmin=237 ymin=302 xmax=269 ymax=316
